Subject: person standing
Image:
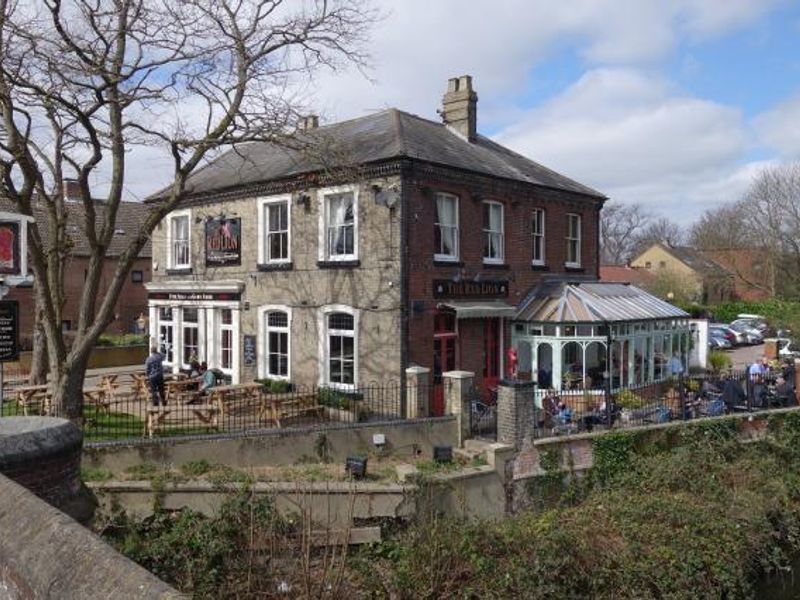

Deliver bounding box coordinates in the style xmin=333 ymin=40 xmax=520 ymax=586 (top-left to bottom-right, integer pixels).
xmin=748 ymin=357 xmax=769 ymax=407
xmin=668 ymin=351 xmax=684 ymax=378
xmin=145 ymin=344 xmax=166 ymax=406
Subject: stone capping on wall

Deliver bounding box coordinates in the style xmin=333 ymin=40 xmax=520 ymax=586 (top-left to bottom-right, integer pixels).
xmin=0 ymin=473 xmax=185 ymax=599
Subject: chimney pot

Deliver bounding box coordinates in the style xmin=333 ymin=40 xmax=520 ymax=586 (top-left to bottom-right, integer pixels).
xmin=441 ymin=75 xmax=477 ymax=142
xmin=299 ymin=115 xmax=319 ymax=131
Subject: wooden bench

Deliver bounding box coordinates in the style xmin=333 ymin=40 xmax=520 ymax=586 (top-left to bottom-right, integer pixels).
xmin=83 ymin=387 xmax=110 ymax=413
xmin=144 ymin=404 xmax=221 ymax=438
xmin=260 ymin=393 xmax=323 ymax=427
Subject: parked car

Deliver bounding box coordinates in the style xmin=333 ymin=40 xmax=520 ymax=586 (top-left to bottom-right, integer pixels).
xmin=728 ymin=321 xmax=764 ymax=345
xmin=710 ymin=324 xmax=742 ymax=346
xmin=777 ymin=338 xmax=800 ymax=359
xmin=731 ymin=317 xmax=769 ymax=336
xmin=708 ymin=335 xmax=732 ymax=350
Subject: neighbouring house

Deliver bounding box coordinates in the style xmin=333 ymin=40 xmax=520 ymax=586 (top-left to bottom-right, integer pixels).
xmin=702 ymin=247 xmax=774 ymax=301
xmin=0 ymin=186 xmax=151 ymax=346
xmin=629 ymin=243 xmax=734 ymax=304
xmin=598 ymin=264 xmax=656 ymax=289
xmin=145 ymin=75 xmax=689 ymax=414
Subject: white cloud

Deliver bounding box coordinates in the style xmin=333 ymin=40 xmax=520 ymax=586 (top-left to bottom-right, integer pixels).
xmin=494 ymin=68 xmax=747 ymax=212
xmin=754 ymin=94 xmax=800 ymax=158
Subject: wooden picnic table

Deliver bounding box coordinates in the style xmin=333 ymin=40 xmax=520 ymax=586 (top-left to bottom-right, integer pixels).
xmin=165 ymin=377 xmax=202 ymax=403
xmin=144 ymin=403 xmax=220 ymax=438
xmin=83 ymin=386 xmax=110 ymax=413
xmin=14 ymin=384 xmax=50 ymax=416
xmin=259 ymin=391 xmax=323 ymax=428
xmin=207 ymin=383 xmax=263 ymax=428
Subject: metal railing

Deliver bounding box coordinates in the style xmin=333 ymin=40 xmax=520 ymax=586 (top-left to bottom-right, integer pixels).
xmin=1 ymin=376 xmax=431 ymax=443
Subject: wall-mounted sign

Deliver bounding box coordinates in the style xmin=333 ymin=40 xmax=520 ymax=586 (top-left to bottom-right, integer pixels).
xmin=433 ymin=279 xmax=508 ymax=299
xmin=205 ymin=217 xmax=241 ymax=267
xmin=0 ymin=222 xmax=20 ymax=275
xmin=148 ymin=291 xmax=241 ymax=302
xmin=0 ymin=301 xmax=19 ymax=362
xmin=243 ymin=335 xmax=257 ymax=367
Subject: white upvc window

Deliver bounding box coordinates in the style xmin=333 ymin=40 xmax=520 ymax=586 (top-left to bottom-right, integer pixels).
xmin=257 ymin=196 xmax=291 ymax=264
xmin=319 ymin=305 xmax=359 ymax=390
xmin=157 ymin=306 xmax=175 ymax=365
xmin=532 ymin=208 xmax=545 ymax=266
xmin=166 ymin=210 xmax=191 ymax=269
xmin=181 ymin=307 xmax=199 ymax=368
xmin=258 ymin=306 xmax=291 ymax=380
xmin=482 ymin=201 xmax=504 ymax=264
xmin=319 ymin=186 xmax=358 ymax=261
xmin=434 ymin=192 xmax=459 ymax=261
xmin=566 ymin=213 xmax=582 ymax=268
xmin=220 ymin=308 xmax=234 ymax=372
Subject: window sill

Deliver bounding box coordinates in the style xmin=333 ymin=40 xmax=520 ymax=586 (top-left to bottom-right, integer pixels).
xmin=565 ymin=265 xmax=584 ymax=273
xmin=433 ymin=259 xmax=464 ymax=268
xmin=531 ymin=263 xmax=550 ymax=272
xmin=258 ymin=262 xmax=293 ymax=272
xmin=482 ymin=262 xmax=509 ymax=270
xmin=317 ymin=260 xmax=360 ymax=269
xmin=166 ymin=267 xmax=192 ymax=276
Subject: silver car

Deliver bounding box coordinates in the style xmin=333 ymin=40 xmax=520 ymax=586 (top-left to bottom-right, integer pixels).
xmin=728 ymin=321 xmax=763 ymax=345
xmin=710 ymin=324 xmax=745 ymax=346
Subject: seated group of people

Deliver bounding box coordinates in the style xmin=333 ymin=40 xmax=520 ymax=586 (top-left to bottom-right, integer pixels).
xmin=188 ymin=359 xmax=222 ymax=396
xmin=539 ymin=389 xmax=612 ymax=433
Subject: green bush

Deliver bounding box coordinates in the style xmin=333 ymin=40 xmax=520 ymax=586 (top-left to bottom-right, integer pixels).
xmin=254 ymin=378 xmax=293 ymax=393
xmin=96 ymin=333 xmax=148 ymax=347
xmin=316 ymin=387 xmax=362 ymax=410
xmin=708 ymin=350 xmax=732 ymax=373
xmin=614 ymin=389 xmax=645 ymax=410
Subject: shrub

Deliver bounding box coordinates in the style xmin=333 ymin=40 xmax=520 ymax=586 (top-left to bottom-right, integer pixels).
xmin=614 ymin=389 xmax=645 ymax=410
xmin=708 ymin=350 xmax=732 ymax=373
xmin=317 ymin=387 xmax=355 ymax=410
xmin=96 ymin=333 xmax=148 ymax=347
xmin=255 ymin=378 xmax=293 ymax=393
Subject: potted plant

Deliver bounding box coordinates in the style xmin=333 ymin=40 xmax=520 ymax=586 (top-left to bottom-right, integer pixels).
xmin=317 ymin=388 xmax=365 ymax=422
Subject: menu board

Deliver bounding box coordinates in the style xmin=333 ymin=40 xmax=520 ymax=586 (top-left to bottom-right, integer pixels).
xmin=243 ymin=334 xmax=257 ymax=367
xmin=0 ymin=301 xmax=19 ymax=362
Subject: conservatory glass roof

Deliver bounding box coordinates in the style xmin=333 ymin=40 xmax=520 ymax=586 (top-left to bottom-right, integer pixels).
xmin=515 ymin=281 xmax=689 ymax=323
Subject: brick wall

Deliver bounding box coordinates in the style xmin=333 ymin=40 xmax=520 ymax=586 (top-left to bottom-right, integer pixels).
xmin=405 ymin=163 xmax=603 ymax=389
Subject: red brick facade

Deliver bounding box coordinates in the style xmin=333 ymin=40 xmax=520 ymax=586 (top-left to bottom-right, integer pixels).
xmin=404 ymin=164 xmax=603 ymax=397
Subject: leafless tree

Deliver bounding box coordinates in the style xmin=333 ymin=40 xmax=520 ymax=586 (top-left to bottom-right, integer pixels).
xmin=599 ymin=201 xmax=652 ymax=265
xmin=630 ymin=217 xmax=685 ymax=257
xmin=688 ymin=202 xmax=752 ymax=250
xmin=0 ymin=0 xmax=377 ymax=418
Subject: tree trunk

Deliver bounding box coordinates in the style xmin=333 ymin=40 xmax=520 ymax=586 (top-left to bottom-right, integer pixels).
xmin=49 ymin=361 xmax=89 ymax=422
xmin=29 ymin=310 xmax=48 ymax=385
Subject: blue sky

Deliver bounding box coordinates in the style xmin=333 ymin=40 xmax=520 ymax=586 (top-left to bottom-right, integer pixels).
xmin=129 ymin=1 xmax=800 ymax=225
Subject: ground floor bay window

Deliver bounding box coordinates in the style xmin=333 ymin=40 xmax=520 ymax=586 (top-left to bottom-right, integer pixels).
xmin=147 ymin=283 xmax=243 ymax=383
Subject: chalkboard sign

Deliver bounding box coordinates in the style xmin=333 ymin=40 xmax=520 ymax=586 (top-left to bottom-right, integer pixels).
xmin=243 ymin=334 xmax=257 ymax=367
xmin=0 ymin=301 xmax=19 ymax=362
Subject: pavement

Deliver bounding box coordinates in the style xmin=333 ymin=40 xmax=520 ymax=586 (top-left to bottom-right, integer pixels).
xmin=728 ymin=343 xmax=765 ymax=370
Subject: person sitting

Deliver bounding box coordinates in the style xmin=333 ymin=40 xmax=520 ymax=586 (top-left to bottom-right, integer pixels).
xmin=581 ymin=398 xmax=609 ymax=432
xmin=720 ymin=376 xmax=746 ymax=412
xmin=556 ymin=400 xmax=572 ymax=425
xmin=189 ymin=359 xmax=202 ymax=378
xmin=773 ymin=376 xmax=794 ymax=407
xmin=540 ymin=389 xmax=559 ymax=431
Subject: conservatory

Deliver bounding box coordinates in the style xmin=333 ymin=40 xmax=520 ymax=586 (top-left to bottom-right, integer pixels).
xmin=511 ymin=282 xmax=692 ymax=397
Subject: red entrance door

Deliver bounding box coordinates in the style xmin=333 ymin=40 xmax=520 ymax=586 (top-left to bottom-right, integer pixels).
xmin=432 ymin=311 xmax=457 ymax=416
xmin=483 ymin=318 xmax=500 ymax=402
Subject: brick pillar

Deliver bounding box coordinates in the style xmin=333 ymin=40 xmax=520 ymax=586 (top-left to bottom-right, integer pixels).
xmin=497 ymin=380 xmax=536 ymax=449
xmin=443 ymin=370 xmax=474 ymax=447
xmin=405 ymin=366 xmax=430 ymax=418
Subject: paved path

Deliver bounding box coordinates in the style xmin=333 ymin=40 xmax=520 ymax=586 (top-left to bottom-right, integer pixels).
xmin=728 ymin=343 xmax=765 ymax=370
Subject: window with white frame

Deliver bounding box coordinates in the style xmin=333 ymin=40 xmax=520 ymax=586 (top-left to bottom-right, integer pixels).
xmin=259 ymin=197 xmax=291 ymax=263
xmin=158 ymin=307 xmax=175 ymax=365
xmin=323 ymin=190 xmax=356 ymax=260
xmin=168 ymin=212 xmax=190 ymax=269
xmin=265 ymin=310 xmax=290 ymax=379
xmin=324 ymin=310 xmax=357 ymax=387
xmin=220 ymin=308 xmax=233 ymax=371
xmin=532 ymin=208 xmax=545 ymax=265
xmin=482 ymin=201 xmax=504 ymax=263
xmin=434 ymin=193 xmax=459 ymax=261
xmin=566 ymin=213 xmax=581 ymax=267
xmin=182 ymin=307 xmax=199 ymax=367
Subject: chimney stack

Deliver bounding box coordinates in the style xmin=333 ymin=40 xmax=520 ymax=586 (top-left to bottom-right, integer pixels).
xmin=298 ymin=115 xmax=319 ymax=131
xmin=441 ymin=75 xmax=478 ymax=142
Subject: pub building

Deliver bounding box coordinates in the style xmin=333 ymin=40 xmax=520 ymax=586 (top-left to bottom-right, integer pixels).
xmin=145 ymin=76 xmax=683 ymax=413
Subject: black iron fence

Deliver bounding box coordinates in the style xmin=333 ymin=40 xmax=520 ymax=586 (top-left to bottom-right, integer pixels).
xmin=0 ymin=374 xmax=432 ymax=443
xmin=532 ymin=368 xmax=797 ymax=439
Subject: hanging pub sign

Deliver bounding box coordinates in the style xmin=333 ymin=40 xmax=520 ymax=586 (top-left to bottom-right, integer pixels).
xmin=0 ymin=222 xmax=20 ymax=275
xmin=433 ymin=279 xmax=509 ymax=299
xmin=205 ymin=217 xmax=241 ymax=267
xmin=0 ymin=301 xmax=19 ymax=362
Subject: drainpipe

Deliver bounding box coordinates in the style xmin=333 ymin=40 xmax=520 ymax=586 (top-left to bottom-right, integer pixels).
xmin=605 ymin=322 xmax=613 ymax=428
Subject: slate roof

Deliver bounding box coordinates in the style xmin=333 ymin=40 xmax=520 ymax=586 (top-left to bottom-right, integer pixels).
xmin=663 ymin=245 xmax=730 ymax=278
xmin=153 ymin=109 xmax=605 ymax=200
xmin=515 ymin=280 xmax=689 ymax=323
xmin=0 ymin=196 xmax=151 ymax=258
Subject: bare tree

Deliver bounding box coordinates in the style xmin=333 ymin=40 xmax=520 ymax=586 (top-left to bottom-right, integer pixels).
xmin=688 ymin=202 xmax=752 ymax=250
xmin=630 ymin=217 xmax=685 ymax=258
xmin=599 ymin=201 xmax=652 ymax=265
xmin=0 ymin=0 xmax=377 ymax=418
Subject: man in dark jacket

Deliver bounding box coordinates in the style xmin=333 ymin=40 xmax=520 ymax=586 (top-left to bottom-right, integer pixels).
xmin=720 ymin=375 xmax=746 ymax=412
xmin=145 ymin=344 xmax=166 ymax=406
